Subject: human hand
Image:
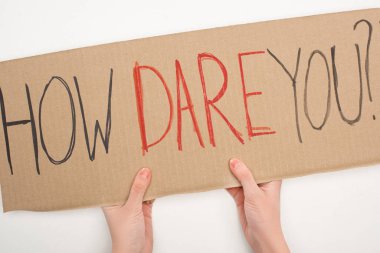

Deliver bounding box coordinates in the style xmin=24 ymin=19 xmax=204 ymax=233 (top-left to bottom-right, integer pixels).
xmin=227 ymin=159 xmax=290 ymax=253
xmin=103 ymin=168 xmax=153 ymax=253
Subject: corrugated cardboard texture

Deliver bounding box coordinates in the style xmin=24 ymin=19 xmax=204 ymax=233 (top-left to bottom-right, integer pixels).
xmin=0 ymin=9 xmax=379 ymax=212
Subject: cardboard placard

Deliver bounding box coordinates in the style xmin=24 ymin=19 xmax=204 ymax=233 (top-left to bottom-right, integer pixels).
xmin=0 ymin=8 xmax=380 ymax=212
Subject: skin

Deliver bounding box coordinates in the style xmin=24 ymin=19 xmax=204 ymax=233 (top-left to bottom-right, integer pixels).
xmin=227 ymin=159 xmax=290 ymax=253
xmin=103 ymin=168 xmax=153 ymax=253
xmin=102 ymin=159 xmax=290 ymax=253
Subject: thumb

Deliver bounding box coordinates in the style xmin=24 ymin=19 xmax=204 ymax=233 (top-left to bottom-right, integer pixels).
xmin=229 ymin=159 xmax=260 ymax=196
xmin=126 ymin=168 xmax=152 ymax=208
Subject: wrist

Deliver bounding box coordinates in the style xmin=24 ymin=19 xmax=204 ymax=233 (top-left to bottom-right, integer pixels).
xmin=250 ymin=229 xmax=290 ymax=253
xmin=112 ymin=243 xmax=136 ymax=253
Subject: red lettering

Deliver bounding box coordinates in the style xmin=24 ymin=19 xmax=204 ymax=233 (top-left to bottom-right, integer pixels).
xmin=175 ymin=60 xmax=205 ymax=151
xmin=133 ymin=62 xmax=174 ymax=155
xmin=198 ymin=53 xmax=244 ymax=146
xmin=238 ymin=51 xmax=276 ymax=138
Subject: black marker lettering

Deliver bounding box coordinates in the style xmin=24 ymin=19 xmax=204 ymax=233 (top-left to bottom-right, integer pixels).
xmin=39 ymin=77 xmax=76 ymax=164
xmin=331 ymin=46 xmax=363 ymax=125
xmin=267 ymin=48 xmax=303 ymax=143
xmin=354 ymin=19 xmax=373 ymax=102
xmin=304 ymin=50 xmax=331 ymax=130
xmin=0 ymin=84 xmax=39 ymax=174
xmin=74 ymin=69 xmax=113 ymax=161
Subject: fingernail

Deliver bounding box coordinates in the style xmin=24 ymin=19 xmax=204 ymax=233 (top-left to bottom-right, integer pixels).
xmin=139 ymin=168 xmax=151 ymax=180
xmin=229 ymin=159 xmax=240 ymax=170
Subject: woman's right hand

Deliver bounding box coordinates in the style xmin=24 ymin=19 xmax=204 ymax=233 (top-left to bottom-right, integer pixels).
xmin=227 ymin=159 xmax=290 ymax=253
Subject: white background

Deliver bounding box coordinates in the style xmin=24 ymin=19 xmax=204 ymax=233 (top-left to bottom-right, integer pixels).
xmin=1 ymin=1 xmax=380 ymax=252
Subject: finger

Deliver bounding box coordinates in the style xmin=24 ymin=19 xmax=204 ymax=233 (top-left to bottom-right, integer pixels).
xmin=144 ymin=199 xmax=155 ymax=205
xmin=226 ymin=187 xmax=245 ymax=208
xmin=229 ymin=159 xmax=260 ymax=196
xmin=226 ymin=188 xmax=248 ymax=232
xmin=260 ymin=180 xmax=282 ymax=197
xmin=143 ymin=202 xmax=154 ymax=251
xmin=143 ymin=202 xmax=153 ymax=235
xmin=226 ymin=187 xmax=241 ymax=204
xmin=143 ymin=200 xmax=154 ymax=220
xmin=126 ymin=168 xmax=152 ymax=208
xmin=143 ymin=202 xmax=153 ymax=222
xmin=226 ymin=187 xmax=241 ymax=198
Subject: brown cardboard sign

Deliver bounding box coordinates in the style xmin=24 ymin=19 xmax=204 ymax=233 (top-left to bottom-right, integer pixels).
xmin=0 ymin=9 xmax=380 ymax=212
